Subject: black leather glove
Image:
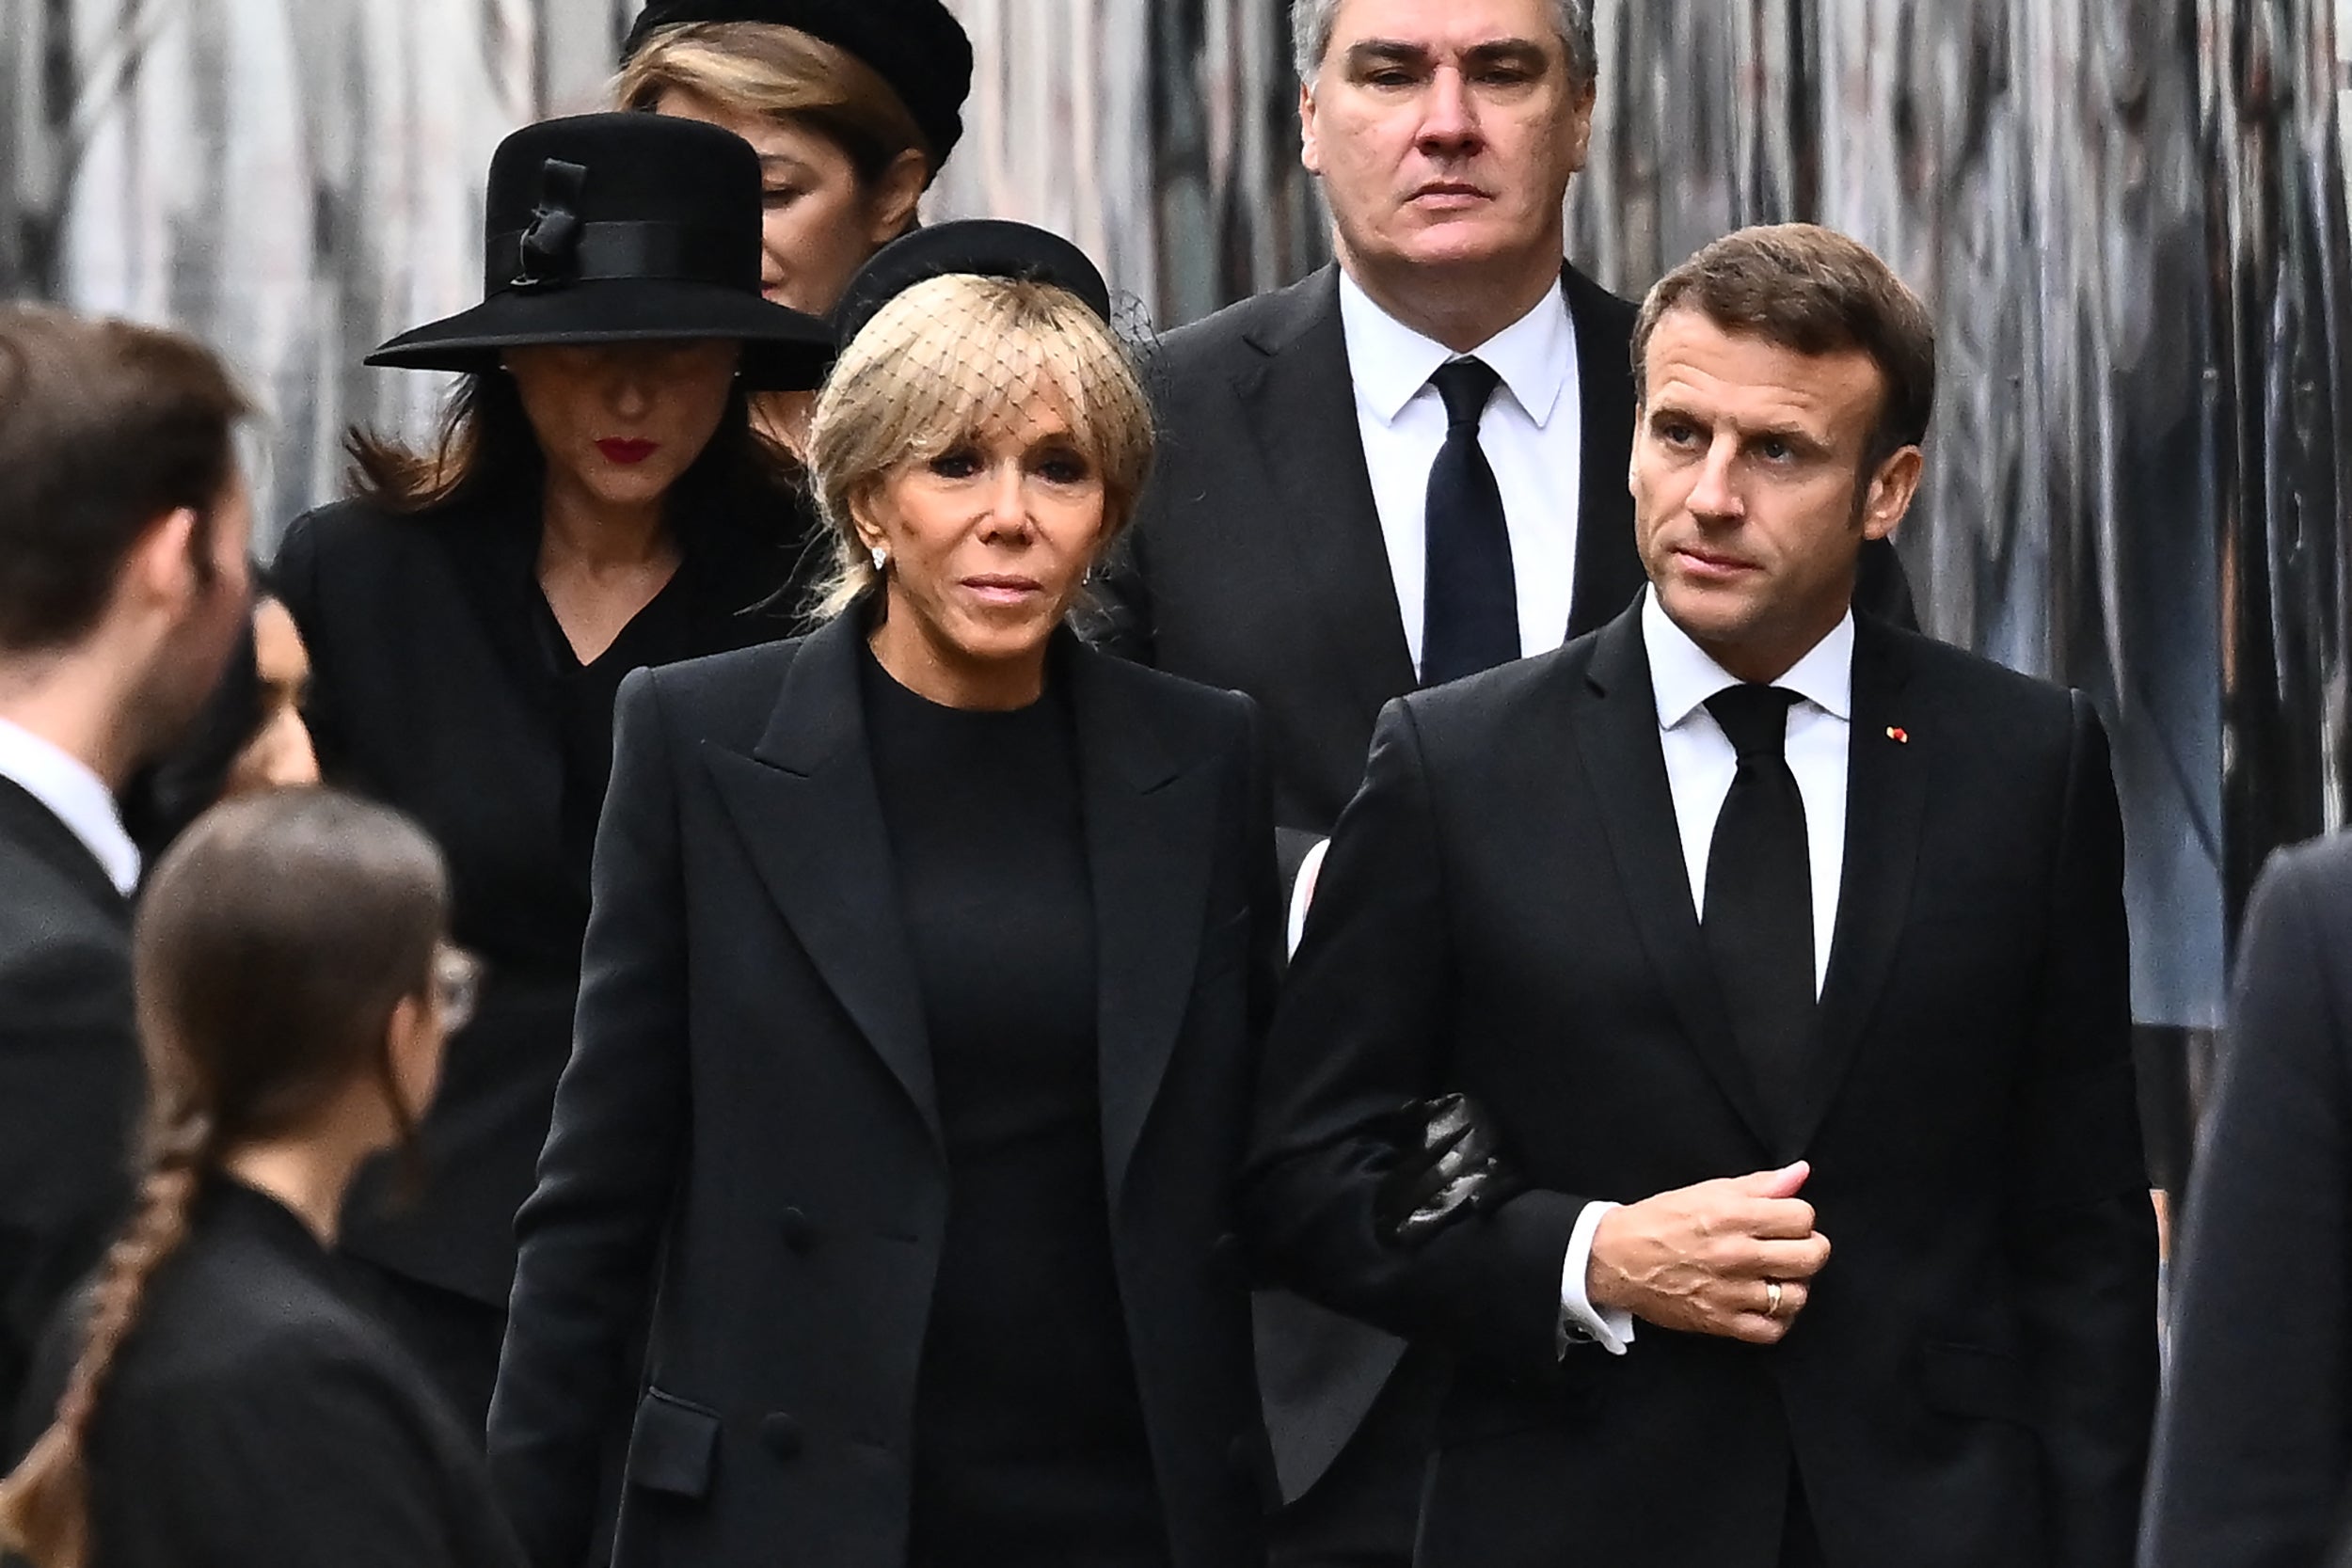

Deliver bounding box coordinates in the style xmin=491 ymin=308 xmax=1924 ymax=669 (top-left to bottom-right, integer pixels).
xmin=1374 ymin=1092 xmax=1523 ymax=1246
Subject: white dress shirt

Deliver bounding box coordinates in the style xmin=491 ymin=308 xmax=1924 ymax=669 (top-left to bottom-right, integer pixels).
xmin=1558 ymin=591 xmax=1855 ymax=1352
xmin=0 ymin=715 xmax=139 ymax=895
xmin=1337 ymin=269 xmax=1584 ymax=675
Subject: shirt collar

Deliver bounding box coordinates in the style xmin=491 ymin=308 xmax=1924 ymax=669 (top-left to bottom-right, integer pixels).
xmin=0 ymin=716 xmax=140 ymax=895
xmin=1337 ymin=268 xmax=1574 ymax=428
xmin=1641 ymin=588 xmax=1855 ymax=730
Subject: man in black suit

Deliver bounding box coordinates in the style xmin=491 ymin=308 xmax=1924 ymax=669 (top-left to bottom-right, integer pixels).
xmin=1243 ymin=224 xmax=2157 ymax=1567
xmin=0 ymin=306 xmax=253 ymax=1419
xmin=2142 ymin=832 xmax=2352 ymax=1565
xmin=1094 ymin=1 xmax=1909 ymax=1553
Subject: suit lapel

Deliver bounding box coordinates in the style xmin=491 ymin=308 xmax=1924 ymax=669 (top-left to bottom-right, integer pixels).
xmin=1234 ymin=266 xmax=1419 ymax=721
xmin=1572 ymin=608 xmax=1778 ymax=1151
xmin=1794 ymin=619 xmax=1927 ymax=1152
xmin=702 ymin=615 xmax=941 ymax=1149
xmin=0 ymin=776 xmax=128 ymax=920
xmin=1067 ymin=641 xmax=1224 ymax=1204
xmin=1563 ymin=264 xmax=1645 ymax=641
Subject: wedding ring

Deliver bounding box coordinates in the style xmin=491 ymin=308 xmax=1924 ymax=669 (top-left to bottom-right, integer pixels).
xmin=1765 ymin=1280 xmax=1786 ymax=1319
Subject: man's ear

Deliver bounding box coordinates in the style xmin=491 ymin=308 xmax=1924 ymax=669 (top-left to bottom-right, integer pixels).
xmin=124 ymin=507 xmax=203 ymax=616
xmin=1563 ymin=77 xmax=1598 ymax=174
xmin=1859 ymin=446 xmax=1925 ymax=543
xmin=1299 ymin=82 xmax=1324 ymax=177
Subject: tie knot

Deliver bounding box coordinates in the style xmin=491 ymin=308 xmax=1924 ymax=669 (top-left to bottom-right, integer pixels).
xmin=1706 ymin=684 xmax=1802 ymax=759
xmin=1430 ymin=356 xmax=1502 ymax=431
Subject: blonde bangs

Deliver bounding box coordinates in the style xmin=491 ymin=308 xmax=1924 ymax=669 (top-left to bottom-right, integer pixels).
xmin=614 ymin=22 xmax=930 ymax=170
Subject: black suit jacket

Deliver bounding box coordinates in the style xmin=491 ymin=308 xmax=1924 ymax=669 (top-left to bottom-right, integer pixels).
xmin=1242 ymin=605 xmax=2156 ymax=1568
xmin=487 ymin=615 xmax=1280 ymax=1568
xmin=275 ymin=494 xmax=810 ymax=1308
xmin=0 ymin=778 xmax=136 ymax=1423
xmin=8 ymin=1178 xmax=520 ymax=1568
xmin=2144 ymin=832 xmax=2352 ymax=1566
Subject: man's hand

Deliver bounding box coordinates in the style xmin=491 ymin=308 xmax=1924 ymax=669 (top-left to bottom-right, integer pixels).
xmin=1586 ymin=1163 xmax=1831 ymax=1344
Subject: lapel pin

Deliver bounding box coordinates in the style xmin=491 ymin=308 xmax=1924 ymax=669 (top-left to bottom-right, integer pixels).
xmin=1886 ymin=726 xmax=1909 ymax=744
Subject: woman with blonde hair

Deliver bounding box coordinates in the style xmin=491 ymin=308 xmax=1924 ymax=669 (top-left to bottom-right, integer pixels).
xmin=490 ymin=222 xmax=1279 ymax=1568
xmin=0 ymin=789 xmax=512 ymax=1568
xmin=616 ymin=0 xmax=974 ymax=450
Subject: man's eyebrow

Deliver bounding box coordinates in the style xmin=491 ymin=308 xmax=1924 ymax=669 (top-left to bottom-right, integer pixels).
xmin=1460 ymin=39 xmax=1554 ymax=70
xmin=1342 ymin=40 xmax=1435 ymax=71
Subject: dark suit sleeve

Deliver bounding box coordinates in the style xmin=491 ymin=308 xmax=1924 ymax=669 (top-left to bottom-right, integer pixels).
xmin=0 ymin=942 xmax=136 ymax=1421
xmin=2003 ymin=693 xmax=2157 ymax=1567
xmin=2142 ymin=843 xmax=2352 ymax=1567
xmin=1240 ymin=699 xmax=1585 ymax=1381
xmin=488 ymin=667 xmax=692 ymax=1568
xmin=133 ymin=1352 xmax=521 ymax=1568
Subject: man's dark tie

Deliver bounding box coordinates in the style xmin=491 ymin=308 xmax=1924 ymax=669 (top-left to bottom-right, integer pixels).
xmin=1421 ymin=356 xmax=1518 ymax=686
xmin=1702 ymin=684 xmax=1816 ymax=1144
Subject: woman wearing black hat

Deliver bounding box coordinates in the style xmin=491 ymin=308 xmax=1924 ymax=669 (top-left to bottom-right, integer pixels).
xmin=490 ymin=221 xmax=1278 ymax=1568
xmin=615 ymin=0 xmax=973 ymax=451
xmin=273 ymin=111 xmax=834 ymax=1434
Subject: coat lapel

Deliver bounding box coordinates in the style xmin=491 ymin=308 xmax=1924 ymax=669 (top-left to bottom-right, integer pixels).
xmin=702 ymin=615 xmax=941 ymax=1149
xmin=1792 ymin=618 xmax=1927 ymax=1152
xmin=1572 ymin=607 xmax=1778 ymax=1152
xmin=1563 ymin=263 xmax=1645 ymax=641
xmin=1234 ymin=267 xmax=1420 ymax=721
xmin=1067 ymin=641 xmax=1225 ymax=1204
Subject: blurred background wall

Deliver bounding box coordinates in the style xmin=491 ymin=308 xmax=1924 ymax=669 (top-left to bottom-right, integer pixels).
xmin=5 ymin=0 xmax=2350 ymax=1147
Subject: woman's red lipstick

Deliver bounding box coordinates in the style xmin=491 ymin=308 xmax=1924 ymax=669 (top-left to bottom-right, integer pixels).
xmin=596 ymin=438 xmax=659 ymax=466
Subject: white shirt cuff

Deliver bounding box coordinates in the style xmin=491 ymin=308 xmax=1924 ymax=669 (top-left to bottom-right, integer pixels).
xmin=1286 ymin=838 xmax=1332 ymax=958
xmin=1558 ymin=1200 xmax=1635 ymax=1355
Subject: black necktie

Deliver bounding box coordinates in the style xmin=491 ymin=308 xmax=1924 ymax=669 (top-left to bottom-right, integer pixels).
xmin=1421 ymin=357 xmax=1518 ymax=686
xmin=1702 ymin=685 xmax=1815 ymax=1142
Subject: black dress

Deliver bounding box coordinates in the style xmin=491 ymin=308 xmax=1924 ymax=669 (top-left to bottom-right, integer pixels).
xmin=858 ymin=646 xmax=1165 ymax=1568
xmin=274 ymin=481 xmax=824 ymax=1428
xmin=8 ymin=1178 xmax=522 ymax=1568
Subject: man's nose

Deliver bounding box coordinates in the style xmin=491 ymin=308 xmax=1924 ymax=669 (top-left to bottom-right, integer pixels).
xmin=1686 ymin=440 xmax=1744 ymax=521
xmin=1416 ymin=68 xmax=1481 ymax=152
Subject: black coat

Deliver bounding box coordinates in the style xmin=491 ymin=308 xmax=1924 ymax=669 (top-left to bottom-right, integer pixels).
xmin=274 ymin=490 xmax=817 ymax=1309
xmin=8 ymin=1178 xmax=521 ymax=1568
xmin=1091 ymin=262 xmax=1917 ymax=1498
xmin=2143 ymin=832 xmax=2352 ymax=1566
xmin=0 ymin=779 xmax=136 ymax=1422
xmin=487 ymin=615 xmax=1281 ymax=1568
xmin=1242 ymin=606 xmax=2157 ymax=1568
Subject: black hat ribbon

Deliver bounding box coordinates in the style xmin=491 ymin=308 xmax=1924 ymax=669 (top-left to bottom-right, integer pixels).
xmin=510 ymin=159 xmax=589 ymax=291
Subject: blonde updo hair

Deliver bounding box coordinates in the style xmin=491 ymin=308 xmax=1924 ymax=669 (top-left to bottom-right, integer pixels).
xmin=616 ymin=22 xmax=932 ymax=184
xmin=806 ymin=274 xmax=1155 ymax=619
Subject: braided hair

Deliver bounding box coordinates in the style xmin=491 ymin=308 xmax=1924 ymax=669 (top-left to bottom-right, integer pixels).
xmin=0 ymin=788 xmax=449 ymax=1568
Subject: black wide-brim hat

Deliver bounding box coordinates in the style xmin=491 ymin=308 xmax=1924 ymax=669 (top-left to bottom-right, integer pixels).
xmin=832 ymin=220 xmax=1114 ymax=350
xmin=368 ymin=113 xmax=834 ymax=390
xmin=620 ymin=0 xmax=974 ymax=173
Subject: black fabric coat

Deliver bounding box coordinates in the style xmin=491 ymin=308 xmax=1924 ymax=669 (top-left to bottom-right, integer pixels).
xmin=0 ymin=779 xmax=135 ymax=1424
xmin=1090 ymin=261 xmax=1916 ymax=1505
xmin=1242 ymin=605 xmax=2157 ymax=1568
xmin=2143 ymin=832 xmax=2352 ymax=1566
xmin=487 ymin=615 xmax=1282 ymax=1568
xmin=273 ymin=489 xmax=819 ymax=1313
xmin=8 ymin=1178 xmax=521 ymax=1568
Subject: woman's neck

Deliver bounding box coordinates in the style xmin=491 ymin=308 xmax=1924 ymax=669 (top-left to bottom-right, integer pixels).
xmin=538 ymin=471 xmax=670 ymax=573
xmin=220 ymin=1133 xmax=374 ymax=1245
xmin=868 ymin=610 xmax=1049 ymax=712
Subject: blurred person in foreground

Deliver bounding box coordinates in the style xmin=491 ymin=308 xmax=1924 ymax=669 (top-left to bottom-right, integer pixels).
xmin=0 ymin=308 xmax=252 ymax=1424
xmin=618 ymin=0 xmax=974 ymax=453
xmin=1091 ymin=5 xmax=1911 ymax=1555
xmin=275 ymin=110 xmax=833 ymax=1431
xmin=489 ymin=222 xmax=1279 ymax=1568
xmin=0 ymin=789 xmax=517 ymax=1568
xmin=1242 ymin=224 xmax=2155 ymax=1568
xmin=2141 ymin=832 xmax=2352 ymax=1567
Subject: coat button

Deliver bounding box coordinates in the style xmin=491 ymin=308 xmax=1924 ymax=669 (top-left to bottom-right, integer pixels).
xmin=779 ymin=1207 xmax=813 ymax=1253
xmin=760 ymin=1413 xmax=803 ymax=1461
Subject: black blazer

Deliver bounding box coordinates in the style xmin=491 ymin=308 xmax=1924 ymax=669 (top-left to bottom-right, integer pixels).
xmin=0 ymin=779 xmax=136 ymax=1422
xmin=274 ymin=494 xmax=813 ymax=1308
xmin=2143 ymin=832 xmax=2352 ymax=1566
xmin=1242 ymin=605 xmax=2157 ymax=1568
xmin=487 ymin=615 xmax=1281 ymax=1568
xmin=1095 ymin=260 xmax=1915 ymax=880
xmin=8 ymin=1178 xmax=521 ymax=1568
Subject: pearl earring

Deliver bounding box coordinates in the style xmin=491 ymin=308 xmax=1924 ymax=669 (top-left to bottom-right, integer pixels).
xmin=870 ymin=546 xmax=888 ymax=571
